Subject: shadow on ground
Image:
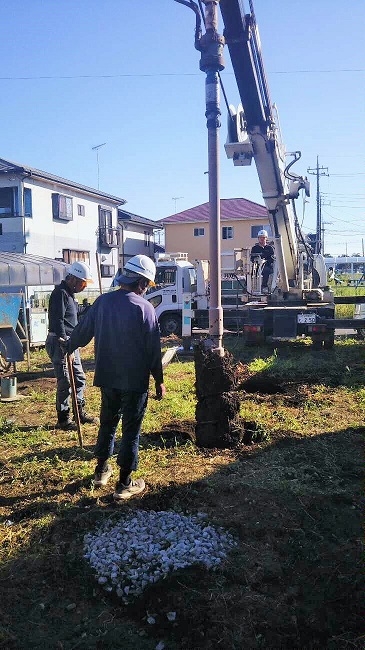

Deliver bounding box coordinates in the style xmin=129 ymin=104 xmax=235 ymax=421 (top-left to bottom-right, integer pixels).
xmin=0 ymin=425 xmax=363 ymax=650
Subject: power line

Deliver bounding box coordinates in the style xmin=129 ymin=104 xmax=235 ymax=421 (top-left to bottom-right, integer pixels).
xmin=321 ymin=194 xmax=365 ymax=202
xmin=328 ymin=205 xmax=365 ymax=209
xmin=321 ymin=192 xmax=365 ymax=198
xmin=321 ymin=208 xmax=364 ymax=226
xmin=0 ymin=69 xmax=363 ymax=81
xmin=329 ymin=173 xmax=365 ymax=177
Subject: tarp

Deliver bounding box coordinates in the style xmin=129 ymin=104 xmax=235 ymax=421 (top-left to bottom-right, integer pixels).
xmin=0 ymin=252 xmax=69 ymax=287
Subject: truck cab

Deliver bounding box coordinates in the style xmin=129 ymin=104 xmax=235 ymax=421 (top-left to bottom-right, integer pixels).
xmin=146 ymin=250 xmax=250 ymax=336
xmin=146 ymin=253 xmax=197 ymax=335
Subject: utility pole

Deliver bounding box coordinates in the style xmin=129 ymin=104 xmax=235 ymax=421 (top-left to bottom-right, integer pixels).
xmin=92 ymin=142 xmax=106 ymax=190
xmin=307 ymin=156 xmax=328 ymax=254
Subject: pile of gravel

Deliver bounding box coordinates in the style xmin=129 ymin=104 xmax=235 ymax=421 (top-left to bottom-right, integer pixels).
xmin=84 ymin=510 xmax=236 ymax=602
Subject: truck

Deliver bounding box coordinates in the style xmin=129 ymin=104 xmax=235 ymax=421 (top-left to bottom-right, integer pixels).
xmin=149 ymin=1 xmax=365 ymax=346
xmin=216 ymin=0 xmax=340 ymax=347
xmin=218 ymin=0 xmax=365 ymax=347
xmin=146 ymin=250 xmax=252 ymax=336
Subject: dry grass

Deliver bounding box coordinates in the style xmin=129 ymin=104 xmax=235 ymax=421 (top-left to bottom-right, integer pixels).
xmin=0 ymin=337 xmax=363 ymax=649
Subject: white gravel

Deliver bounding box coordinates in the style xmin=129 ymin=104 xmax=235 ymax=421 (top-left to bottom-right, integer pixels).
xmin=84 ymin=510 xmax=236 ymax=602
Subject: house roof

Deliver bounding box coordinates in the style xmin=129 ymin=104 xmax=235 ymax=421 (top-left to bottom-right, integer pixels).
xmin=118 ymin=208 xmax=162 ymax=228
xmin=0 ymin=252 xmax=69 ymax=287
xmin=0 ymin=157 xmax=126 ymax=205
xmin=160 ymin=198 xmax=268 ymax=224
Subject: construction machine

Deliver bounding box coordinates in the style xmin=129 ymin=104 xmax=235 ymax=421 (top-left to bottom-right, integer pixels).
xmin=220 ymin=0 xmax=339 ymax=346
xmin=153 ymin=0 xmax=365 ymax=347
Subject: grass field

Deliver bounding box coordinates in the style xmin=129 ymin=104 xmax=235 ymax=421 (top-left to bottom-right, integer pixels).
xmin=0 ymin=335 xmax=363 ymax=649
xmin=331 ymin=282 xmax=365 ymax=319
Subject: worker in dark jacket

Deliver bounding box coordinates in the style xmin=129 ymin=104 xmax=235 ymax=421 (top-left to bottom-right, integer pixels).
xmin=45 ymin=261 xmax=97 ymax=431
xmin=250 ymin=229 xmax=275 ymax=292
xmin=67 ymin=254 xmax=165 ymax=502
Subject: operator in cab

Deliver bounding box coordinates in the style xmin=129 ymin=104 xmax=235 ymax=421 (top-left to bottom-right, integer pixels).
xmin=250 ymin=229 xmax=275 ymax=293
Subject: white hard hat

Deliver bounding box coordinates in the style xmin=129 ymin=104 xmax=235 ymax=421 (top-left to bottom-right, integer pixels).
xmin=68 ymin=261 xmax=93 ymax=284
xmin=117 ymin=254 xmax=156 ymax=286
xmin=258 ymin=229 xmax=268 ymax=238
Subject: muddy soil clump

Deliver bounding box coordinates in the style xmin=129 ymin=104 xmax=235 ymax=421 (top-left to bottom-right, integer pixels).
xmin=194 ymin=341 xmax=244 ymax=448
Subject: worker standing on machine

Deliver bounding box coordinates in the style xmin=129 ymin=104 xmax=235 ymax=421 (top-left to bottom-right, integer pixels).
xmin=250 ymin=229 xmax=275 ymax=293
xmin=67 ymin=254 xmax=166 ymax=501
xmin=45 ymin=261 xmax=98 ymax=431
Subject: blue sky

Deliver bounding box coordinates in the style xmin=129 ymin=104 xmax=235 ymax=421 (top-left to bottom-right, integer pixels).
xmin=1 ymin=0 xmax=364 ymax=256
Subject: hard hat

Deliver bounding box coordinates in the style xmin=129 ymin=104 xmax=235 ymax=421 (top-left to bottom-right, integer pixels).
xmin=68 ymin=261 xmax=93 ymax=284
xmin=117 ymin=254 xmax=156 ymax=286
xmin=258 ymin=229 xmax=268 ymax=238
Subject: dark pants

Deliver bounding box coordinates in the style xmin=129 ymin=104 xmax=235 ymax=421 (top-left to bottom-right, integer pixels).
xmin=95 ymin=387 xmax=148 ymax=474
xmin=45 ymin=333 xmax=85 ymax=416
xmin=262 ymin=263 xmax=273 ymax=288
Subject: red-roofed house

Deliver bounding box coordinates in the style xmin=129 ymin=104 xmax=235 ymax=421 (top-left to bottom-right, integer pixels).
xmin=159 ymin=198 xmax=270 ymax=260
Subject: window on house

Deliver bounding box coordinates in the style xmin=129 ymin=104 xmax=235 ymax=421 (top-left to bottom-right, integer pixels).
xmin=77 ymin=204 xmax=85 ymax=216
xmin=98 ymin=206 xmax=118 ymax=246
xmin=62 ymin=250 xmax=90 ymax=264
xmin=194 ymin=227 xmax=205 ymax=237
xmin=144 ymin=230 xmax=150 ymax=247
xmin=251 ymin=225 xmax=272 ymax=238
xmin=98 ymin=206 xmax=113 ymax=229
xmin=52 ymin=194 xmax=73 ymax=221
xmin=0 ymin=224 xmax=2 ymax=235
xmin=24 ymin=188 xmax=32 ymax=218
xmin=101 ymin=264 xmax=115 ymax=278
xmin=222 ymin=226 xmax=234 ymax=240
xmin=0 ymin=187 xmax=18 ymax=217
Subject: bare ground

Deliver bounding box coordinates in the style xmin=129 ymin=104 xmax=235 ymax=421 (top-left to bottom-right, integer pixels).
xmin=0 ymin=350 xmax=363 ymax=650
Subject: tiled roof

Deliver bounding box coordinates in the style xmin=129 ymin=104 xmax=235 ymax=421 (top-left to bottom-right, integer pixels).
xmin=118 ymin=208 xmax=162 ymax=228
xmin=160 ymin=198 xmax=268 ymax=224
xmin=0 ymin=157 xmax=125 ymax=204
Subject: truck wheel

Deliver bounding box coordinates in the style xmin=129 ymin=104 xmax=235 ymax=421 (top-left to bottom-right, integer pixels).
xmin=323 ymin=333 xmax=335 ymax=349
xmin=312 ymin=339 xmax=323 ymax=350
xmin=159 ymin=313 xmax=182 ymax=337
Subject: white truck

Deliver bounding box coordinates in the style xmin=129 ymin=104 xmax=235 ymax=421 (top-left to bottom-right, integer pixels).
xmin=217 ymin=0 xmax=365 ymax=347
xmin=146 ymin=251 xmax=251 ymax=336
xmin=150 ymin=1 xmax=365 ymax=346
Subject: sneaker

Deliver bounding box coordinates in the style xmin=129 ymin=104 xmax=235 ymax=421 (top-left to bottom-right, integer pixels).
xmin=94 ymin=465 xmax=113 ymax=487
xmin=113 ymin=478 xmax=145 ymax=501
xmin=55 ymin=418 xmax=77 ymax=431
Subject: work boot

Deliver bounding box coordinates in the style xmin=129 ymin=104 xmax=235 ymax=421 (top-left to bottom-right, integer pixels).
xmin=55 ymin=412 xmax=77 ymax=431
xmin=94 ymin=463 xmax=113 ymax=487
xmin=113 ymin=478 xmax=146 ymax=502
xmin=76 ymin=402 xmax=99 ymax=425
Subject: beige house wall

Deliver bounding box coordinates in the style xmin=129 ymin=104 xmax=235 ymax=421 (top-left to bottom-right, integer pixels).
xmin=165 ymin=218 xmax=271 ymax=259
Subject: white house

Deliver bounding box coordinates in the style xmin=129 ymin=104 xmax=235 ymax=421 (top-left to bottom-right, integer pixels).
xmin=118 ymin=208 xmax=163 ymax=270
xmin=0 ymin=157 xmax=125 ymax=292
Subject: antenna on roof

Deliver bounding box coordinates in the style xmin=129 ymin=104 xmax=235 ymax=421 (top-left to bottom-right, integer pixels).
xmin=172 ymin=196 xmax=184 ymax=213
xmin=91 ymin=142 xmax=106 ymax=189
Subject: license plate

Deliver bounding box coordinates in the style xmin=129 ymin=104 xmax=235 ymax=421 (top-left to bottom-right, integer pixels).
xmin=297 ymin=313 xmax=316 ymax=324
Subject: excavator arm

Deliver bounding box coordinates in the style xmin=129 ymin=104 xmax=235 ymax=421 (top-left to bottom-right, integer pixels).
xmin=220 ymin=0 xmax=312 ymax=295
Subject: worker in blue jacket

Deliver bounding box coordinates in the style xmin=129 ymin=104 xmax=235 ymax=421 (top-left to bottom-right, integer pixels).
xmin=67 ymin=254 xmax=165 ymax=502
xmin=45 ymin=261 xmax=97 ymax=431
